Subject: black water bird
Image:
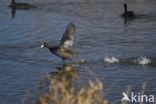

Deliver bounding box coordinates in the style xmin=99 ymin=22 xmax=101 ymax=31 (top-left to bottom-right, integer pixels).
xmin=122 ymin=3 xmax=135 ymax=18
xmin=9 ymin=0 xmax=31 ymax=9
xmin=41 ymin=23 xmax=77 ymax=63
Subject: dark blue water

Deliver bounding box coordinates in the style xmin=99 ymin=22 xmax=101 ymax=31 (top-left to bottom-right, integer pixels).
xmin=0 ymin=0 xmax=156 ymax=104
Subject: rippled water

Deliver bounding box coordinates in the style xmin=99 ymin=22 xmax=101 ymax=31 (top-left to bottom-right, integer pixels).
xmin=0 ymin=0 xmax=156 ymax=104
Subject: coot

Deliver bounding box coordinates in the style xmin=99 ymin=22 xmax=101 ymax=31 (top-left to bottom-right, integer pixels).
xmin=122 ymin=3 xmax=135 ymax=18
xmin=9 ymin=0 xmax=31 ymax=9
xmin=41 ymin=23 xmax=77 ymax=63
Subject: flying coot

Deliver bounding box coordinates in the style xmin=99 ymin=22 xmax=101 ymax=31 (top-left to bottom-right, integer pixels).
xmin=41 ymin=23 xmax=78 ymax=63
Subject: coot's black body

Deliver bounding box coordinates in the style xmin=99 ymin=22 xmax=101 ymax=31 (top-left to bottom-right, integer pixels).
xmin=9 ymin=0 xmax=31 ymax=9
xmin=41 ymin=23 xmax=77 ymax=62
xmin=122 ymin=3 xmax=135 ymax=18
xmin=49 ymin=46 xmax=77 ymax=61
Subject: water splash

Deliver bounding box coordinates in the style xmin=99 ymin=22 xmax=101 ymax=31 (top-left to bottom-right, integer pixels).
xmin=104 ymin=57 xmax=119 ymax=63
xmin=137 ymin=57 xmax=151 ymax=65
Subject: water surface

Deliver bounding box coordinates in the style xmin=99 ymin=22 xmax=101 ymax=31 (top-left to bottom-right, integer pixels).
xmin=0 ymin=0 xmax=156 ymax=104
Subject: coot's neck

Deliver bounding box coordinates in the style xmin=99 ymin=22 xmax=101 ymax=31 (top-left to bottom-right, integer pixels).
xmin=11 ymin=0 xmax=15 ymax=5
xmin=124 ymin=4 xmax=127 ymax=12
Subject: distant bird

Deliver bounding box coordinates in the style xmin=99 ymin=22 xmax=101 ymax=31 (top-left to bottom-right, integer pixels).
xmin=122 ymin=3 xmax=135 ymax=18
xmin=9 ymin=0 xmax=31 ymax=9
xmin=121 ymin=92 xmax=131 ymax=102
xmin=41 ymin=23 xmax=78 ymax=63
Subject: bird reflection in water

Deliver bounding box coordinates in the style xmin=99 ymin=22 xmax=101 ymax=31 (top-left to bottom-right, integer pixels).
xmin=10 ymin=8 xmax=16 ymax=18
xmin=34 ymin=64 xmax=79 ymax=104
xmin=50 ymin=64 xmax=79 ymax=90
xmin=34 ymin=64 xmax=107 ymax=104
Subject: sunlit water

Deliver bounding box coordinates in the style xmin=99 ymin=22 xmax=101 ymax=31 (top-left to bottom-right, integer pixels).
xmin=0 ymin=0 xmax=156 ymax=104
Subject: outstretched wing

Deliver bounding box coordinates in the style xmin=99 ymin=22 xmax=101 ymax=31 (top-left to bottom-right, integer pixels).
xmin=60 ymin=22 xmax=76 ymax=49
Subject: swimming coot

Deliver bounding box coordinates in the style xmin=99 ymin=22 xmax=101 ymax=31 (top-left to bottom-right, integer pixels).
xmin=9 ymin=0 xmax=31 ymax=9
xmin=41 ymin=23 xmax=77 ymax=62
xmin=122 ymin=3 xmax=135 ymax=18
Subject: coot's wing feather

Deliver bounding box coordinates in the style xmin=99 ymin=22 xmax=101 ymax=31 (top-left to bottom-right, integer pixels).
xmin=64 ymin=49 xmax=78 ymax=56
xmin=60 ymin=22 xmax=76 ymax=49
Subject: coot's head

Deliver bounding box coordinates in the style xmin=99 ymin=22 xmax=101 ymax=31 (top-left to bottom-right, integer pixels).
xmin=41 ymin=42 xmax=50 ymax=48
xmin=124 ymin=3 xmax=127 ymax=7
